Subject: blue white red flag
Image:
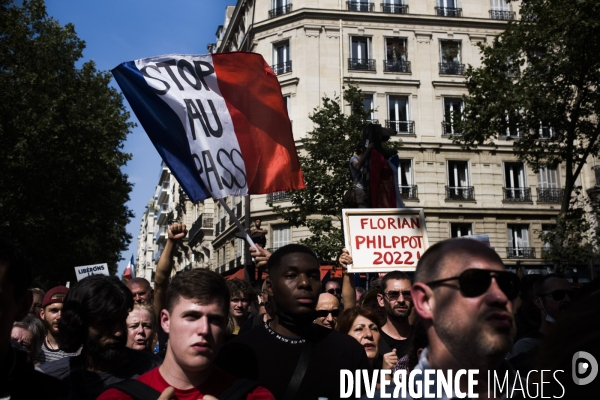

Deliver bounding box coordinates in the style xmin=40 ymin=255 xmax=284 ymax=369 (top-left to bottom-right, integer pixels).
xmin=112 ymin=52 xmax=305 ymax=202
xmin=370 ymin=150 xmax=405 ymax=208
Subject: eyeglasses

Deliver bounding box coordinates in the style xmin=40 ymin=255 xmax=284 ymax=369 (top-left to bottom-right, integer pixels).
xmin=426 ymin=269 xmax=520 ymax=300
xmin=326 ymin=288 xmax=342 ymax=295
xmin=315 ymin=309 xmax=340 ymax=318
xmin=539 ymin=290 xmax=574 ymax=301
xmin=383 ymin=290 xmax=412 ymax=301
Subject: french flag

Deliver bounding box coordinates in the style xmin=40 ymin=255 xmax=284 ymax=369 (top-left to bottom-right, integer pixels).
xmin=370 ymin=149 xmax=405 ymax=208
xmin=112 ymin=52 xmax=305 ymax=201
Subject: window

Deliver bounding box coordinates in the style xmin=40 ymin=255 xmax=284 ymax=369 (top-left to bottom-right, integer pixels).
xmin=501 ymin=111 xmax=521 ymax=138
xmin=503 ymin=162 xmax=530 ymax=201
xmin=507 ymin=225 xmax=533 ymax=258
xmin=236 ymin=238 xmax=244 ymax=259
xmin=362 ymin=94 xmax=376 ymax=123
xmin=382 ymin=0 xmax=408 ymax=14
xmin=451 ymin=223 xmax=472 ymax=238
xmin=398 ymin=159 xmax=417 ymax=199
xmin=283 ymin=95 xmax=291 ymax=116
xmin=269 ymin=0 xmax=292 ymax=18
xmin=384 ymin=38 xmax=409 ymax=72
xmin=439 ymin=41 xmax=463 ymax=74
xmin=541 ymin=224 xmax=555 ymax=253
xmin=446 ymin=161 xmax=473 ymax=200
xmin=538 ymin=167 xmax=563 ymax=202
xmin=347 ymin=0 xmax=373 ymax=12
xmin=349 ymin=37 xmax=375 ymax=71
xmin=272 ymin=225 xmax=290 ymax=251
xmin=443 ymin=98 xmax=463 ymax=135
xmin=436 ymin=0 xmax=461 ymax=17
xmin=272 ymin=41 xmax=291 ymax=75
xmin=387 ymin=96 xmax=413 ymax=134
xmin=490 ymin=0 xmax=514 ymax=20
xmin=539 ymin=123 xmax=555 ymax=139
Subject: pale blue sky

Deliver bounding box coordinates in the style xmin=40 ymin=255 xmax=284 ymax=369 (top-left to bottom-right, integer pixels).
xmin=45 ymin=0 xmax=234 ymax=276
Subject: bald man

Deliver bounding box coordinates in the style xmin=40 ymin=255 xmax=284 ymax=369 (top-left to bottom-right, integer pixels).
xmin=314 ymin=293 xmax=340 ymax=329
xmin=127 ymin=278 xmax=154 ymax=305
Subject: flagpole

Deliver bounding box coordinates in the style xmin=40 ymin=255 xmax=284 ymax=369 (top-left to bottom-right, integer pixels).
xmin=217 ymin=198 xmax=257 ymax=249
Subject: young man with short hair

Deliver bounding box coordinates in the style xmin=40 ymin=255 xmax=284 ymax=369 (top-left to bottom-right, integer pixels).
xmin=227 ymin=278 xmax=254 ymax=335
xmin=99 ymin=268 xmax=273 ymax=400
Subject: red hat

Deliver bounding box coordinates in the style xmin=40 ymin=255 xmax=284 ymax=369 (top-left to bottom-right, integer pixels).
xmin=42 ymin=286 xmax=69 ymax=308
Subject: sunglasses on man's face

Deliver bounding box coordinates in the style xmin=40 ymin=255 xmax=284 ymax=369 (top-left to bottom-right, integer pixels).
xmin=326 ymin=288 xmax=342 ymax=295
xmin=539 ymin=289 xmax=574 ymax=301
xmin=383 ymin=290 xmax=412 ymax=302
xmin=314 ymin=309 xmax=340 ymax=319
xmin=426 ymin=268 xmax=520 ymax=300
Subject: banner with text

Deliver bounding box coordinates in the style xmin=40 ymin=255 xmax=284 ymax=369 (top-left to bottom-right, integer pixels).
xmin=342 ymin=208 xmax=428 ymax=273
xmin=74 ymin=263 xmax=110 ymax=281
xmin=112 ymin=52 xmax=305 ymax=202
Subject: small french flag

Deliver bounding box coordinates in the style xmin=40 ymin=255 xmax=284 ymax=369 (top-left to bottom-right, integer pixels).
xmin=112 ymin=52 xmax=305 ymax=201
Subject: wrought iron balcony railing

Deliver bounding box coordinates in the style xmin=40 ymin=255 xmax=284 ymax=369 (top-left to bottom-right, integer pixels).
xmin=384 ymin=60 xmax=411 ymax=73
xmin=268 ymin=191 xmax=291 ymax=203
xmin=490 ymin=10 xmax=515 ymax=20
xmin=399 ymin=185 xmax=418 ymax=200
xmin=269 ymin=4 xmax=292 ymax=18
xmin=537 ymin=188 xmax=564 ymax=203
xmin=445 ymin=186 xmax=475 ymax=201
xmin=441 ymin=121 xmax=461 ymax=137
xmin=272 ymin=61 xmax=292 ymax=75
xmin=347 ymin=1 xmax=374 ymax=11
xmin=503 ymin=187 xmax=532 ymax=202
xmin=439 ymin=62 xmax=465 ymax=75
xmin=507 ymin=247 xmax=536 ymax=259
xmin=386 ymin=120 xmax=415 ymax=134
xmin=381 ymin=3 xmax=408 ymax=14
xmin=348 ymin=58 xmax=376 ymax=71
xmin=435 ymin=7 xmax=462 ymax=17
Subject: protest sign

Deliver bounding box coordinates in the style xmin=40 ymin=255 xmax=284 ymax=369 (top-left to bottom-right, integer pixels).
xmin=112 ymin=52 xmax=305 ymax=202
xmin=74 ymin=263 xmax=109 ymax=281
xmin=342 ymin=208 xmax=428 ymax=273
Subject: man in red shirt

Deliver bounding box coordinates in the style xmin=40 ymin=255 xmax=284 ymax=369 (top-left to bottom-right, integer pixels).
xmin=99 ymin=268 xmax=273 ymax=400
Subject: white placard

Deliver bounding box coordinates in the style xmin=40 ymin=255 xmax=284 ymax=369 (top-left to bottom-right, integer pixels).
xmin=342 ymin=208 xmax=429 ymax=273
xmin=74 ymin=263 xmax=110 ymax=281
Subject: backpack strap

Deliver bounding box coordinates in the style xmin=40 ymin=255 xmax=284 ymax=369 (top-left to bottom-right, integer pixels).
xmin=218 ymin=378 xmax=260 ymax=400
xmin=104 ymin=379 xmax=161 ymax=400
xmin=282 ymin=337 xmax=315 ymax=400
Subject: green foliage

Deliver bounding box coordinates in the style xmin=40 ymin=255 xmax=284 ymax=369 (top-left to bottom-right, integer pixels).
xmin=273 ymin=85 xmax=370 ymax=262
xmin=0 ymin=0 xmax=134 ymax=285
xmin=454 ymin=0 xmax=600 ymax=267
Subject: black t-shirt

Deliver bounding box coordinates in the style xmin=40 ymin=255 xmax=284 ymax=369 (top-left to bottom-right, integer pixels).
xmin=215 ymin=322 xmax=371 ymax=400
xmin=379 ymin=327 xmax=412 ymax=358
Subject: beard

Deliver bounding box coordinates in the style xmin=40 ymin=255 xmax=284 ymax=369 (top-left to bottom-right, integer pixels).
xmin=86 ymin=334 xmax=127 ymax=364
xmin=384 ymin=300 xmax=412 ymax=321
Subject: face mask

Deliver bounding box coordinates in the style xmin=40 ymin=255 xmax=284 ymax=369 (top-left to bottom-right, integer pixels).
xmin=537 ymin=298 xmax=556 ymax=323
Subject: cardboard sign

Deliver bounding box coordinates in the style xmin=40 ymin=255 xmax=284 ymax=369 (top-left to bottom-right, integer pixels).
xmin=74 ymin=263 xmax=109 ymax=281
xmin=342 ymin=208 xmax=428 ymax=273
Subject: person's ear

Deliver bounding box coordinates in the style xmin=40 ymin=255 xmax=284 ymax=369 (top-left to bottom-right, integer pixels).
xmin=266 ymin=277 xmax=274 ymax=297
xmin=411 ymin=283 xmax=435 ymax=321
xmin=16 ymin=289 xmax=33 ymax=321
xmin=161 ymin=309 xmax=171 ymax=334
xmin=377 ymin=293 xmax=385 ymax=308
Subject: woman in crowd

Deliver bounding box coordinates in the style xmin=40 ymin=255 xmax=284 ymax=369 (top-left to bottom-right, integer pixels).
xmin=11 ymin=314 xmax=45 ymax=361
xmin=125 ymin=303 xmax=156 ymax=352
xmin=336 ymin=307 xmax=395 ymax=370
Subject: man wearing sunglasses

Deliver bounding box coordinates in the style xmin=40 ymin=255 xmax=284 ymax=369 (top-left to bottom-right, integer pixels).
xmin=324 ymin=280 xmax=343 ymax=303
xmin=314 ymin=293 xmax=340 ymax=329
xmin=509 ymin=274 xmax=572 ymax=370
xmin=370 ymin=238 xmax=520 ymax=398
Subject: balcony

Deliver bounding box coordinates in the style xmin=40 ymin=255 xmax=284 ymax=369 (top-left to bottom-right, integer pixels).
xmin=155 ymin=226 xmax=167 ymax=244
xmin=537 ymin=188 xmax=564 ymax=203
xmin=157 ymin=181 xmax=170 ymax=204
xmin=441 ymin=121 xmax=461 ymax=137
xmin=156 ymin=203 xmax=171 ymax=224
xmin=386 ymin=120 xmax=415 ymax=135
xmin=268 ymin=191 xmax=291 ymax=204
xmin=507 ymin=247 xmax=536 ymax=259
xmin=490 ymin=10 xmax=515 ymax=20
xmin=269 ymin=4 xmax=292 ymax=18
xmin=503 ymin=187 xmax=532 ymax=202
xmin=445 ymin=186 xmax=475 ymax=201
xmin=399 ymin=185 xmax=418 ymax=200
xmin=347 ymin=1 xmax=374 ymax=11
xmin=381 ymin=3 xmax=408 ymax=14
xmin=349 ymin=58 xmax=376 ymax=71
xmin=439 ymin=62 xmax=465 ymax=75
xmin=384 ymin=60 xmax=411 ymax=73
xmin=272 ymin=61 xmax=292 ymax=75
xmin=435 ymin=7 xmax=462 ymax=17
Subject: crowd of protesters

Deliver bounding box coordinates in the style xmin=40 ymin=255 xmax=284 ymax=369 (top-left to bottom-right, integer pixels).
xmin=1 ymin=222 xmax=599 ymax=399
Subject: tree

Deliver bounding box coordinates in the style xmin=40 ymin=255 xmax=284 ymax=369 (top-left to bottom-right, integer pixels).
xmin=273 ymin=85 xmax=371 ymax=262
xmin=455 ymin=0 xmax=600 ymax=267
xmin=0 ymin=0 xmax=134 ymax=285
